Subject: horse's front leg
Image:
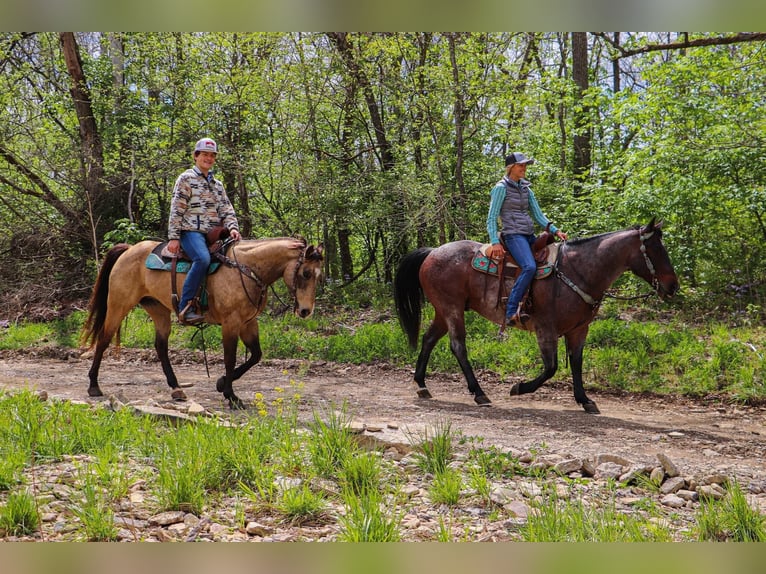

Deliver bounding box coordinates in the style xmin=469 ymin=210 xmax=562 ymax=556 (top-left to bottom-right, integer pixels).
xmin=566 ymin=330 xmax=600 ymax=414
xmin=216 ymin=321 xmax=262 ymax=409
xmin=509 ymin=331 xmax=558 ymax=397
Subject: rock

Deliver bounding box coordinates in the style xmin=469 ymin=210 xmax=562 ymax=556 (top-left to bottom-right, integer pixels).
xmin=697 ymin=484 xmax=726 ymax=500
xmin=149 ymin=511 xmax=186 ymax=526
xmin=660 ymin=476 xmax=686 ymax=495
xmin=660 ymin=493 xmax=686 ymax=508
xmin=676 ymin=489 xmax=699 ymax=502
xmin=594 ymin=462 xmax=623 ymax=480
xmin=650 ymin=467 xmax=665 ymax=485
xmin=489 ymin=486 xmax=515 ymax=505
xmin=594 ymin=453 xmax=632 ymax=467
xmin=620 ymin=465 xmax=651 ymax=484
xmin=503 ymin=501 xmax=530 ymax=519
xmin=700 ymin=474 xmax=728 ymax=486
xmin=246 ymin=522 xmax=272 ymax=537
xmin=656 ymin=453 xmax=680 ymax=477
xmin=553 ymin=458 xmax=583 ymax=475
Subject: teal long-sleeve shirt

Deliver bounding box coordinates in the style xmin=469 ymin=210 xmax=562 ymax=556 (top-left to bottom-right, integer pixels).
xmin=486 ymin=182 xmax=558 ymax=244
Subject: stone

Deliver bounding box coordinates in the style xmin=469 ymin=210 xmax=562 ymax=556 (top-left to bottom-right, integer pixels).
xmin=149 ymin=511 xmax=186 ymax=526
xmin=656 ymin=453 xmax=680 ymax=477
xmin=553 ymin=458 xmax=583 ymax=475
xmin=661 ymin=493 xmax=686 ymax=508
xmin=594 ymin=462 xmax=623 ymax=480
xmin=594 ymin=453 xmax=632 ymax=467
xmin=660 ymin=476 xmax=686 ymax=495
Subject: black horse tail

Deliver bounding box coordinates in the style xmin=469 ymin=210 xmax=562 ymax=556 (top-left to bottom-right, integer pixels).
xmin=80 ymin=243 xmax=131 ymax=349
xmin=393 ymin=247 xmax=433 ymax=350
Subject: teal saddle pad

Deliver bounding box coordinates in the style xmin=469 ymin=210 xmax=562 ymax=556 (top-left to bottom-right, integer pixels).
xmin=145 ymin=243 xmax=221 ymax=274
xmin=471 ymin=252 xmax=552 ymax=279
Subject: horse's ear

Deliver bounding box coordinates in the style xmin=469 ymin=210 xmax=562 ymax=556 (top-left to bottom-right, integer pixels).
xmin=655 ymin=219 xmax=664 ymax=229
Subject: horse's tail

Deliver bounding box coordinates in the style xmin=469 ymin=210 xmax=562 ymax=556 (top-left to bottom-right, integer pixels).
xmin=393 ymin=247 xmax=433 ymax=350
xmin=80 ymin=243 xmax=131 ymax=349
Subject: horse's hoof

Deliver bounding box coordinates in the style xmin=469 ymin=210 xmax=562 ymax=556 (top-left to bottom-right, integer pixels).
xmin=216 ymin=377 xmax=225 ymax=392
xmin=88 ymin=387 xmax=103 ymax=397
xmin=416 ymin=387 xmax=432 ymax=399
xmin=171 ymin=389 xmax=187 ymax=401
xmin=582 ymin=402 xmax=600 ymax=415
xmin=509 ymin=383 xmax=520 ymax=396
xmin=474 ymin=394 xmax=492 ymax=406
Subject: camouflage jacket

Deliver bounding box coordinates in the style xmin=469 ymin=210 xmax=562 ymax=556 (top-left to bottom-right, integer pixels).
xmin=168 ymin=167 xmax=239 ymax=240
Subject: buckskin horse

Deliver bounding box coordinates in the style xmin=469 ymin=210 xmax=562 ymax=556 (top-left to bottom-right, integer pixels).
xmin=81 ymin=237 xmax=323 ymax=408
xmin=394 ymin=219 xmax=679 ymax=413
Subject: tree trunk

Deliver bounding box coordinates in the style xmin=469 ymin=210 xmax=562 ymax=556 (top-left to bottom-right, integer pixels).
xmin=59 ymin=32 xmax=110 ymax=253
xmin=571 ymin=32 xmax=592 ymax=196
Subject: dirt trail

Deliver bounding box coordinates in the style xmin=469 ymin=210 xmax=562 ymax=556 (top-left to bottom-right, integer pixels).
xmin=2 ymin=348 xmax=766 ymax=483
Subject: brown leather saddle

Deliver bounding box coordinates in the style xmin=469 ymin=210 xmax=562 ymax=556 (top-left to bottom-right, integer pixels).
xmin=471 ymin=226 xmax=557 ymax=313
xmin=144 ymin=227 xmax=232 ymax=316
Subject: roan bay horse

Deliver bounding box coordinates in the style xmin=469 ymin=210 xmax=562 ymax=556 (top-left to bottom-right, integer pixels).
xmin=81 ymin=237 xmax=324 ymax=408
xmin=394 ymin=218 xmax=679 ymax=413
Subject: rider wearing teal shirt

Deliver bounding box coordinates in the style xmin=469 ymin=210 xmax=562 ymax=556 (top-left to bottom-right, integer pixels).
xmin=485 ymin=152 xmax=567 ymax=328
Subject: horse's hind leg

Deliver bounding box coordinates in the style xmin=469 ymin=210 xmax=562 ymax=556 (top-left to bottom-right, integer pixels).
xmin=87 ymin=306 xmax=129 ymax=397
xmin=413 ymin=320 xmax=448 ymax=399
xmin=142 ymin=300 xmax=185 ymax=401
xmin=446 ymin=315 xmax=491 ymax=406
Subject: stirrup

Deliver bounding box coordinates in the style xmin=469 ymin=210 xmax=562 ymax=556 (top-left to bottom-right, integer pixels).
xmin=178 ymin=302 xmax=203 ymax=325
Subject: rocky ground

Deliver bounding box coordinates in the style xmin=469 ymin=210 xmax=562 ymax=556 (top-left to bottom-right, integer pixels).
xmin=2 ymin=347 xmax=766 ymax=541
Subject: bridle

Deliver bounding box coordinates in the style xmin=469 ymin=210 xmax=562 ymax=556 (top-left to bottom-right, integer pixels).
xmin=214 ymin=240 xmax=307 ymax=313
xmin=555 ymin=227 xmax=663 ymax=310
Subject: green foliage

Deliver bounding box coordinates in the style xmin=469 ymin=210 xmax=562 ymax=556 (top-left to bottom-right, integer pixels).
xmin=339 ymin=452 xmax=382 ymax=498
xmin=429 ymin=468 xmax=463 ymax=506
xmin=338 ymin=489 xmax=403 ymax=542
xmin=407 ymin=419 xmax=454 ymax=475
xmin=276 ymin=484 xmax=326 ymax=525
xmin=695 ymin=481 xmax=766 ymax=542
xmin=306 ymin=406 xmax=358 ymax=478
xmin=522 ymin=487 xmax=673 ymax=542
xmin=0 ymin=490 xmax=40 ymax=537
xmin=72 ymin=471 xmax=119 ymax=541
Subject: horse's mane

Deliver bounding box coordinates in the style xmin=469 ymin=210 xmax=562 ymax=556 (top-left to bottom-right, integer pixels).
xmin=565 ymin=225 xmax=641 ymax=247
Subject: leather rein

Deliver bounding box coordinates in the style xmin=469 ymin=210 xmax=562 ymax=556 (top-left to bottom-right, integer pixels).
xmin=554 ymin=228 xmax=661 ymax=312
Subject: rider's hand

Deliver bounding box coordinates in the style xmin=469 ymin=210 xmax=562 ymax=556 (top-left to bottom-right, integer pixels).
xmin=555 ymin=230 xmax=568 ymax=241
xmin=230 ymin=229 xmax=241 ymax=241
xmin=167 ymin=239 xmax=180 ymax=254
xmin=487 ymin=243 xmax=505 ymax=259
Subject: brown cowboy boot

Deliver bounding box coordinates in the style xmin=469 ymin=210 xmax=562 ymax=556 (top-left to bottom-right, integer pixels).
xmin=178 ymin=300 xmax=203 ymax=325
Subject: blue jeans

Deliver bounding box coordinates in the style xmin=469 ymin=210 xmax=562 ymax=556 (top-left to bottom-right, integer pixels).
xmin=179 ymin=231 xmax=210 ymax=310
xmin=502 ymin=233 xmax=536 ymax=318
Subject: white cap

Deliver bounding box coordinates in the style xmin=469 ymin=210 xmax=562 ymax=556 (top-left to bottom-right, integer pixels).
xmin=194 ymin=138 xmax=218 ymax=154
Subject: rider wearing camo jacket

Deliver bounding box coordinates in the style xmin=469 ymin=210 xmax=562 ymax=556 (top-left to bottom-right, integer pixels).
xmin=167 ymin=137 xmax=241 ymax=325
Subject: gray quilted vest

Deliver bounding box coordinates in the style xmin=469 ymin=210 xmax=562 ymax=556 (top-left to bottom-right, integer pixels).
xmin=499 ymin=177 xmax=534 ymax=236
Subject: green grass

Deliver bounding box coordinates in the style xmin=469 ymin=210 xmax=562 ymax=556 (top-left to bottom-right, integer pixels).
xmin=695 ymin=481 xmax=766 ymax=542
xmin=521 ymin=486 xmax=674 ymax=542
xmin=0 ymin=490 xmax=40 ymax=537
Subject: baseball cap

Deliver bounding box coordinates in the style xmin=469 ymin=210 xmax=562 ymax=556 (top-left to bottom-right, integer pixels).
xmin=194 ymin=138 xmax=218 ymax=154
xmin=504 ymin=152 xmax=535 ymax=166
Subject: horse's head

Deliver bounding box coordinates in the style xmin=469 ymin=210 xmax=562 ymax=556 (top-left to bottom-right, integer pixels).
xmin=286 ymin=242 xmax=324 ymax=318
xmin=633 ymin=218 xmax=680 ymax=300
